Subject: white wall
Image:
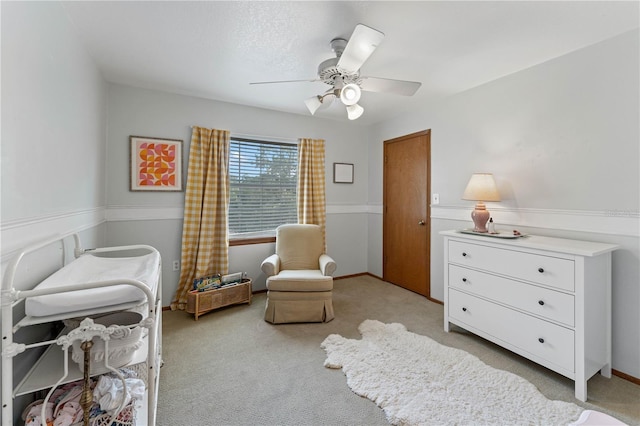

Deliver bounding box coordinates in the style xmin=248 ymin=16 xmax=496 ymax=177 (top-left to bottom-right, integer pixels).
xmin=1 ymin=1 xmax=108 ymax=258
xmin=1 ymin=0 xmax=108 ymax=282
xmin=368 ymin=29 xmax=640 ymax=378
xmin=0 ymin=2 xmax=108 ymax=422
xmin=105 ymin=84 xmax=370 ymax=306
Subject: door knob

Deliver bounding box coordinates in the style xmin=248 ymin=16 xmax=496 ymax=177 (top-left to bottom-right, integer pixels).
xmin=418 ymin=220 xmax=425 ymax=226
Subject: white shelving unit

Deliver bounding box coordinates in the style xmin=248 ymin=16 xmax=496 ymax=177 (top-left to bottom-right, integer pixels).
xmin=1 ymin=234 xmax=162 ymax=426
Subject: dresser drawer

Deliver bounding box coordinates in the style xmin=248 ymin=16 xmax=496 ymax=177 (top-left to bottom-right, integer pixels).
xmin=449 ymin=289 xmax=575 ymax=373
xmin=448 ymin=240 xmax=575 ymax=291
xmin=449 ymin=265 xmax=575 ymax=327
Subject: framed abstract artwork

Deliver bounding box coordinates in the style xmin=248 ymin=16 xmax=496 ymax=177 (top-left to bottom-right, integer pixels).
xmin=130 ymin=136 xmax=183 ymax=191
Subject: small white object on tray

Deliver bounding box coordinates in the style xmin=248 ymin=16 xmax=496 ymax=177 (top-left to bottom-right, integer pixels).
xmin=459 ymin=229 xmax=527 ymax=239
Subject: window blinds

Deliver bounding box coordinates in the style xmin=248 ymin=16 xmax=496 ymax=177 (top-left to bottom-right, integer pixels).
xmin=229 ymin=138 xmax=298 ymax=235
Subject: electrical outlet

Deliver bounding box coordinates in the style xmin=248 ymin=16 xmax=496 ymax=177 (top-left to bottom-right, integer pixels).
xmin=172 ymin=260 xmax=180 ymax=271
xmin=432 ymin=193 xmax=440 ymax=205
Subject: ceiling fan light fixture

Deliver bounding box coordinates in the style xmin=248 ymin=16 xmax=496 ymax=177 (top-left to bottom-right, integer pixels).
xmin=252 ymin=23 xmax=422 ymax=123
xmin=346 ymin=103 xmax=364 ymax=120
xmin=304 ymin=95 xmax=323 ymax=115
xmin=340 ymin=83 xmax=361 ymax=106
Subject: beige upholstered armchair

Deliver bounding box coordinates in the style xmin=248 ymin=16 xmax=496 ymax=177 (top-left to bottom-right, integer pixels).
xmin=261 ymin=224 xmax=336 ymax=324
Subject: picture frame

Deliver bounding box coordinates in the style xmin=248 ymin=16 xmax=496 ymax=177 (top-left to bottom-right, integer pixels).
xmin=333 ymin=162 xmax=354 ymax=184
xmin=130 ymin=136 xmax=183 ymax=191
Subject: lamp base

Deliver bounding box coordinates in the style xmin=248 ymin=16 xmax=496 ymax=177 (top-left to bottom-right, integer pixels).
xmin=471 ymin=203 xmax=490 ymax=233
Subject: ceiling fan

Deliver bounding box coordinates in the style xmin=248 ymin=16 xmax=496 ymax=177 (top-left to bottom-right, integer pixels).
xmin=251 ymin=24 xmax=422 ymax=120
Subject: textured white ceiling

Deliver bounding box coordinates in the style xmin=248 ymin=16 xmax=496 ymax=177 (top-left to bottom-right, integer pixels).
xmin=61 ymin=1 xmax=639 ymax=125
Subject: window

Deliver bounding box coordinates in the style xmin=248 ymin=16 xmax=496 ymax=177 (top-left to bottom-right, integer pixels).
xmin=229 ymin=138 xmax=297 ymax=241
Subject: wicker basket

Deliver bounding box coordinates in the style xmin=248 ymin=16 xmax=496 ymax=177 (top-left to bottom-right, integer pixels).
xmin=186 ymin=278 xmax=252 ymax=320
xmin=89 ymin=401 xmax=137 ymax=426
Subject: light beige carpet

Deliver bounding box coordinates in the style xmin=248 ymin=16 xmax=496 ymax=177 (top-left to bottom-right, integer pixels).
xmin=157 ymin=275 xmax=640 ymax=425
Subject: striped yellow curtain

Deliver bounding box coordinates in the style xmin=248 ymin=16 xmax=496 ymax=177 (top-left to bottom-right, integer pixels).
xmin=297 ymin=138 xmax=327 ymax=249
xmin=171 ymin=127 xmax=230 ymax=311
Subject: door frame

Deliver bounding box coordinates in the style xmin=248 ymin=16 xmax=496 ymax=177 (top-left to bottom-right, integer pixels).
xmin=382 ymin=129 xmax=434 ymax=300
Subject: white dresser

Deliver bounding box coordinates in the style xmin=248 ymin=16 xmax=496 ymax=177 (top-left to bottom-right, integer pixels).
xmin=441 ymin=230 xmax=619 ymax=401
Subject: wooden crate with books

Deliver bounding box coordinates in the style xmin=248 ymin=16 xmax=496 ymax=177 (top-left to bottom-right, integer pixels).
xmin=186 ymin=273 xmax=252 ymax=320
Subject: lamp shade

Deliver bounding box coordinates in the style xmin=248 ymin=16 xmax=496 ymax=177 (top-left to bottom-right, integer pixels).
xmin=304 ymin=95 xmax=323 ymax=115
xmin=340 ymin=84 xmax=361 ymax=106
xmin=462 ymin=173 xmax=500 ymax=202
xmin=346 ymin=103 xmax=364 ymax=120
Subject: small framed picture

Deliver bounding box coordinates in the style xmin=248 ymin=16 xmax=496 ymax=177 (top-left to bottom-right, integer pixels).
xmin=130 ymin=136 xmax=183 ymax=191
xmin=333 ymin=162 xmax=354 ymax=184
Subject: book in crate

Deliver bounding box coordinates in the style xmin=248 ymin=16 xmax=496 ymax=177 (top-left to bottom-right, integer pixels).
xmin=192 ymin=274 xmax=221 ymax=292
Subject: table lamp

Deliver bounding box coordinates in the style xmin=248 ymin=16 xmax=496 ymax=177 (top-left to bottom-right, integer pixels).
xmin=462 ymin=173 xmax=500 ymax=233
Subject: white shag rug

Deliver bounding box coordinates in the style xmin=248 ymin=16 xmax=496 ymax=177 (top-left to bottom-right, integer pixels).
xmin=321 ymin=320 xmax=584 ymax=426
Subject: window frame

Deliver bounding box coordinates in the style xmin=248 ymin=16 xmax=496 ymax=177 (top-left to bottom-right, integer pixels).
xmin=228 ymin=136 xmax=298 ymax=245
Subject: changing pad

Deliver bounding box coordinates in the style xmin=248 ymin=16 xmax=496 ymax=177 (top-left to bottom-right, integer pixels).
xmin=25 ymin=251 xmax=160 ymax=317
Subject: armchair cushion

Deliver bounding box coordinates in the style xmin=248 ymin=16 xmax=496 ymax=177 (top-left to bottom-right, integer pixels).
xmin=266 ymin=270 xmax=333 ymax=292
xmin=276 ymin=224 xmax=323 ymax=270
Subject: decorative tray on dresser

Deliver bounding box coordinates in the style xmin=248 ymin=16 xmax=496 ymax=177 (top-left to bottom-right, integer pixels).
xmin=441 ymin=230 xmax=619 ymax=401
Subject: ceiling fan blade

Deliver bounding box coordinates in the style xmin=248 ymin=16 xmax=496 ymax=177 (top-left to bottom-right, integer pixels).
xmin=337 ymin=24 xmax=384 ymax=74
xmin=359 ymin=76 xmax=422 ymax=96
xmin=250 ymin=78 xmax=320 ymax=85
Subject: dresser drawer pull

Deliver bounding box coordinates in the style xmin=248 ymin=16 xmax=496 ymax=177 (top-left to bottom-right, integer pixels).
xmin=538 ymin=267 xmax=544 ymax=273
xmin=462 ymin=307 xmax=467 ymax=312
xmin=538 ymin=338 xmax=545 ymax=344
xmin=462 ymin=252 xmax=468 ymax=257
xmin=538 ymin=300 xmax=545 ymax=306
xmin=462 ymin=278 xmax=467 ymax=283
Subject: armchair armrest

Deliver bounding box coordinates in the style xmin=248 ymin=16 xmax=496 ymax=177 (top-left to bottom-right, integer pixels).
xmin=319 ymin=254 xmax=337 ymax=276
xmin=261 ymin=254 xmax=281 ymax=277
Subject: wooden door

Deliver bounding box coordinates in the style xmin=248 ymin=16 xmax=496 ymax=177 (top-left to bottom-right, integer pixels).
xmin=383 ymin=130 xmax=431 ymax=297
